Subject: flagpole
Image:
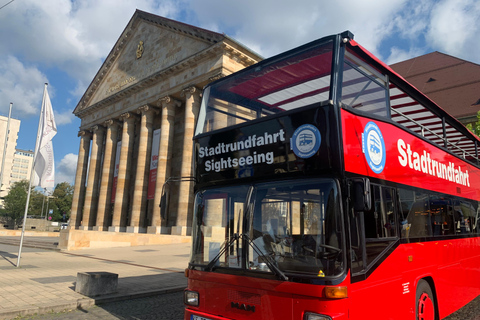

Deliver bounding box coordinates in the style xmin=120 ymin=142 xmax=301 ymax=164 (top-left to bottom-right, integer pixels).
xmin=17 ymin=83 xmax=48 ymax=268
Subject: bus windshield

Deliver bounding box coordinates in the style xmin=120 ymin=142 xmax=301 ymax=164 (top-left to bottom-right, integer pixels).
xmin=190 ymin=179 xmax=344 ymax=279
xmin=195 ymin=40 xmax=334 ymax=135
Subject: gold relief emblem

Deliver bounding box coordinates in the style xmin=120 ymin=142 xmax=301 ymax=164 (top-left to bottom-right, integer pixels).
xmin=136 ymin=40 xmax=144 ymax=59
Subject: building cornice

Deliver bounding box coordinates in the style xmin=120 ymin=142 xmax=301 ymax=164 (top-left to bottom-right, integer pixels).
xmin=76 ymin=41 xmax=260 ymax=118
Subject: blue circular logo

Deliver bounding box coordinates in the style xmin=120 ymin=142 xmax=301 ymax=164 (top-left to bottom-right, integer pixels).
xmin=292 ymin=124 xmax=321 ymax=158
xmin=363 ymin=122 xmax=386 ymax=174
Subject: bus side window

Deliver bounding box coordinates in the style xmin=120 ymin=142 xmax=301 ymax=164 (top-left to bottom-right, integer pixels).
xmin=456 ymin=200 xmax=476 ymax=234
xmin=430 ymin=197 xmax=455 ymax=236
xmin=405 ymin=191 xmax=432 ymax=238
xmin=397 ymin=188 xmax=413 ymax=240
xmin=475 ymin=205 xmax=480 ymax=234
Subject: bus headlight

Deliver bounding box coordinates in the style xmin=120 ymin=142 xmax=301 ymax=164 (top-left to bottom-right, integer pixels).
xmin=184 ymin=290 xmax=199 ymax=306
xmin=304 ymin=312 xmax=332 ymax=320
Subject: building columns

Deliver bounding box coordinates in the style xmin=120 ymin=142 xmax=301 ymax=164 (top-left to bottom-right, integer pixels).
xmin=173 ymin=86 xmax=200 ymax=236
xmin=81 ymin=125 xmax=105 ymax=230
xmin=110 ymin=112 xmax=136 ymax=232
xmin=148 ymin=96 xmax=180 ymax=234
xmin=94 ymin=119 xmax=120 ymax=231
xmin=128 ymin=105 xmax=155 ymax=233
xmin=69 ymin=131 xmax=91 ymax=229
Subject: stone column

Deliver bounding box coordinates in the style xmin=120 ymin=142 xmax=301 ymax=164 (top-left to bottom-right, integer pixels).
xmin=173 ymin=86 xmax=201 ymax=236
xmin=70 ymin=131 xmax=91 ymax=229
xmin=109 ymin=112 xmax=136 ymax=232
xmin=128 ymin=105 xmax=156 ymax=233
xmin=94 ymin=119 xmax=120 ymax=231
xmin=81 ymin=125 xmax=105 ymax=230
xmin=148 ymin=96 xmax=180 ymax=234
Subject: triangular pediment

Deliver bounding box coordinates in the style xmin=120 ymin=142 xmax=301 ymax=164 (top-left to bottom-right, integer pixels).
xmin=74 ymin=10 xmax=224 ymax=114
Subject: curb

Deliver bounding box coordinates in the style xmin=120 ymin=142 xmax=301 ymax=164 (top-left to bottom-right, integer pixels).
xmin=0 ymin=240 xmax=60 ymax=252
xmin=0 ymin=286 xmax=186 ymax=320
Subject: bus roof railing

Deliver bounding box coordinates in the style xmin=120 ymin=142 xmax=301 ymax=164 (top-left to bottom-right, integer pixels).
xmin=391 ymin=107 xmax=479 ymax=163
xmin=347 ymin=38 xmax=480 ymax=166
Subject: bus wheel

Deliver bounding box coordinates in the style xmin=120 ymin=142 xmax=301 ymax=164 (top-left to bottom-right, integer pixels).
xmin=416 ymin=279 xmax=436 ymax=320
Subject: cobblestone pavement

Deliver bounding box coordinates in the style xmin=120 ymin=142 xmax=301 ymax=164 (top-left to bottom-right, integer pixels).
xmin=18 ymin=291 xmax=185 ymax=320
xmin=15 ymin=292 xmax=480 ymax=320
xmin=444 ymin=295 xmax=480 ymax=320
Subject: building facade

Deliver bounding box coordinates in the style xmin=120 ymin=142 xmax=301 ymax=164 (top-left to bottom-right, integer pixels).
xmin=0 ymin=115 xmax=20 ymax=207
xmin=11 ymin=149 xmax=34 ymax=184
xmin=66 ymin=10 xmax=261 ymax=247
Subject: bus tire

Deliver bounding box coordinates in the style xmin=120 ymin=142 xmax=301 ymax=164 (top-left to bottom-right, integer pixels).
xmin=416 ymin=279 xmax=436 ymax=320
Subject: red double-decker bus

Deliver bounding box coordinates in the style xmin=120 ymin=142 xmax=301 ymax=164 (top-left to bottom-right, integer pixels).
xmin=183 ymin=31 xmax=480 ymax=320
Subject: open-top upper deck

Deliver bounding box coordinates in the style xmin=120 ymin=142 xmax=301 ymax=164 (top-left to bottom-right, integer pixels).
xmin=195 ymin=31 xmax=480 ymax=167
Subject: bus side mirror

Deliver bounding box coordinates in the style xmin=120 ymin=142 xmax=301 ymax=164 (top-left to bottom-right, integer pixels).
xmin=351 ymin=178 xmax=371 ymax=212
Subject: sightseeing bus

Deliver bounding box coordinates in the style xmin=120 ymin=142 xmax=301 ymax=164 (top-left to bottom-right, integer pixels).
xmin=183 ymin=31 xmax=480 ymax=320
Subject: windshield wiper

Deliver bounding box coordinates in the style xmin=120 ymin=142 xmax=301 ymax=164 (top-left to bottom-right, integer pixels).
xmin=205 ymin=233 xmax=240 ymax=272
xmin=204 ymin=233 xmax=288 ymax=281
xmin=242 ymin=234 xmax=288 ymax=281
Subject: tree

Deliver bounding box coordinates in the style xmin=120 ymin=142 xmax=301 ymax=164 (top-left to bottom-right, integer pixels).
xmin=1 ymin=180 xmax=32 ymax=228
xmin=466 ymin=111 xmax=480 ymax=136
xmin=29 ymin=189 xmax=46 ymax=217
xmin=51 ymin=182 xmax=74 ymax=222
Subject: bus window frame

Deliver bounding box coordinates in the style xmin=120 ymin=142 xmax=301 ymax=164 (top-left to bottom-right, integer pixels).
xmin=351 ymin=182 xmax=400 ymax=280
xmin=194 ymin=35 xmax=344 ymax=137
xmin=338 ymin=49 xmax=391 ymax=119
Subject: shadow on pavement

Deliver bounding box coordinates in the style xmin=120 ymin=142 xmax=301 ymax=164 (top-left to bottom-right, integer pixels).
xmin=0 ymin=250 xmax=17 ymax=266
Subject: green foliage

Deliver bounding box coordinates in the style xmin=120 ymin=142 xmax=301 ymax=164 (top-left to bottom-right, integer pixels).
xmin=1 ymin=180 xmax=32 ymax=228
xmin=0 ymin=181 xmax=74 ymax=227
xmin=51 ymin=182 xmax=74 ymax=222
xmin=29 ymin=189 xmax=45 ymax=217
xmin=466 ymin=111 xmax=480 ymax=136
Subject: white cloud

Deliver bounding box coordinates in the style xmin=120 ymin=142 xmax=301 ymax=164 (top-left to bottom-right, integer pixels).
xmin=0 ymin=56 xmax=48 ymax=117
xmin=391 ymin=0 xmax=433 ymax=40
xmin=0 ymin=0 xmax=181 ymax=98
xmin=188 ymin=0 xmax=406 ymax=58
xmin=427 ymin=0 xmax=480 ymax=62
xmin=386 ymin=47 xmax=426 ymax=65
xmin=56 ymin=153 xmax=78 ymax=185
xmin=54 ymin=110 xmax=75 ymax=126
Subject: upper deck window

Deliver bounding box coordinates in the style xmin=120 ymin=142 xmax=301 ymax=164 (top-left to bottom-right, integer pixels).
xmin=341 ymin=50 xmax=389 ymax=118
xmin=195 ymin=41 xmax=334 ymax=135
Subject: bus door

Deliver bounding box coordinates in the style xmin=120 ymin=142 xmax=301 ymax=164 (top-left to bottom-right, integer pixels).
xmin=349 ymin=183 xmax=409 ymax=319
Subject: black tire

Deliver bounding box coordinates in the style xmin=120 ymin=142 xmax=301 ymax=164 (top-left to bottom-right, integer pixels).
xmin=416 ymin=279 xmax=437 ymax=320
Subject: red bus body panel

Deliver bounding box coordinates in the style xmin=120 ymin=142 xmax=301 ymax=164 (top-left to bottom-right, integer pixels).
xmin=349 ymin=238 xmax=480 ymax=319
xmin=341 ymin=109 xmax=480 ymax=201
xmin=185 ymin=270 xmax=349 ymax=320
xmin=342 ymin=108 xmax=480 ymax=319
xmin=186 ymin=235 xmax=480 ymax=320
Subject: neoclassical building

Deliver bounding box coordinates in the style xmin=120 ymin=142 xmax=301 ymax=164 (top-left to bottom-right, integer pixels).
xmin=62 ymin=10 xmax=261 ymax=249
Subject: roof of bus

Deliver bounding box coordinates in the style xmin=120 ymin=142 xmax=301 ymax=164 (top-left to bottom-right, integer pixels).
xmin=206 ymin=32 xmax=480 ymax=164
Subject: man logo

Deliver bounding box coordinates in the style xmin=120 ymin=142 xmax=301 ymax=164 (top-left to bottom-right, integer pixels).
xmin=291 ymin=124 xmax=321 ymax=159
xmin=362 ymin=121 xmax=386 ymax=174
xmin=231 ymin=302 xmax=256 ymax=312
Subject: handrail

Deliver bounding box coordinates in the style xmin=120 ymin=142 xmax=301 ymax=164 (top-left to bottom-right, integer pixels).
xmin=391 ymin=107 xmax=478 ymax=161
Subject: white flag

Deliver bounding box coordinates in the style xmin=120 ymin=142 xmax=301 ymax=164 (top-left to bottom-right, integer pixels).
xmin=33 ymin=86 xmax=57 ymax=189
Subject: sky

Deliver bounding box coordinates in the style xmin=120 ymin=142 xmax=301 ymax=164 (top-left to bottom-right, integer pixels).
xmin=0 ymin=0 xmax=479 ymax=186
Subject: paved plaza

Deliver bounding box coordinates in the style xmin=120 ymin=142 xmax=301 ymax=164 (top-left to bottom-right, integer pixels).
xmin=0 ymin=235 xmax=189 ymax=320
